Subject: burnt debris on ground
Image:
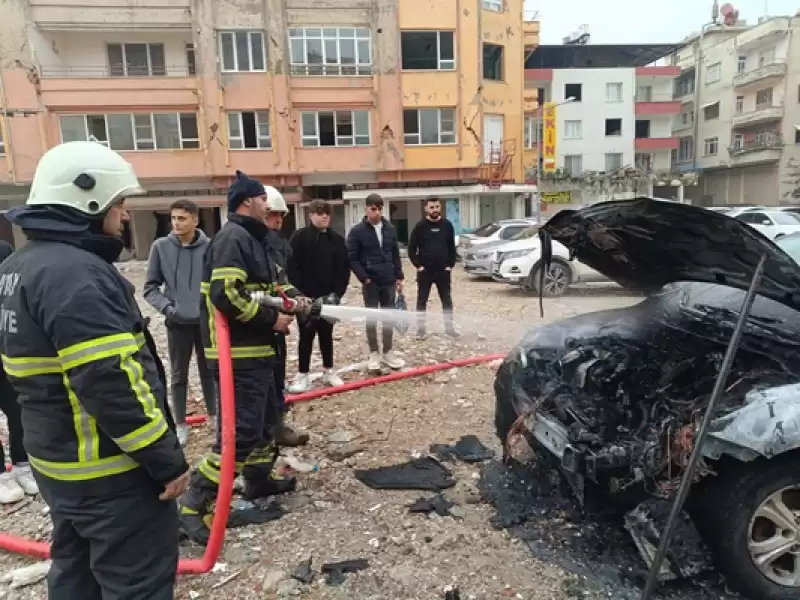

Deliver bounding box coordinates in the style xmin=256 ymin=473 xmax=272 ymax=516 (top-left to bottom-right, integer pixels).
xmin=478 ymin=460 xmax=742 ymax=600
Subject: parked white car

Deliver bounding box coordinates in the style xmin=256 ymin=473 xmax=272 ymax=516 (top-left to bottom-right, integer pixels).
xmin=490 ymin=235 xmax=607 ymax=296
xmin=734 ymin=209 xmax=800 ymax=240
xmin=457 ymin=218 xmax=539 ymax=260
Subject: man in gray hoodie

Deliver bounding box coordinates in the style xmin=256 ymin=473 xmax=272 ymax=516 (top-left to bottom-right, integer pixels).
xmin=144 ymin=199 xmax=216 ymax=447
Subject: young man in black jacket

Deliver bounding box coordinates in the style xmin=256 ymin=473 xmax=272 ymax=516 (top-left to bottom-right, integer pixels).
xmin=346 ymin=194 xmax=405 ymax=373
xmin=407 ymin=196 xmax=459 ymax=339
xmin=286 ymin=199 xmax=350 ymax=392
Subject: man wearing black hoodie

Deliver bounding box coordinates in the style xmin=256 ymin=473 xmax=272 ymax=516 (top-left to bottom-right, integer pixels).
xmin=407 ymin=196 xmax=459 ymax=339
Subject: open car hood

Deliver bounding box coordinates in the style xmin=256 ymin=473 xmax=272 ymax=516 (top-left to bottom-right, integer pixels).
xmin=541 ymin=197 xmax=800 ymax=312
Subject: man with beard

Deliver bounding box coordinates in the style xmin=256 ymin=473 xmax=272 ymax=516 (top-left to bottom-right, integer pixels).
xmin=0 ymin=141 xmax=188 ymax=599
xmin=407 ymin=196 xmax=459 ymax=339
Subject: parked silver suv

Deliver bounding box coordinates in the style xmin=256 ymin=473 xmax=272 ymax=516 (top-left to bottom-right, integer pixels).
xmin=458 ymin=219 xmax=540 ymax=272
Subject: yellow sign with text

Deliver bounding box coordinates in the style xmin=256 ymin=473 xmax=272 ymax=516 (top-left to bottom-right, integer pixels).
xmin=541 ymin=191 xmax=572 ymax=204
xmin=541 ymin=102 xmax=557 ymax=174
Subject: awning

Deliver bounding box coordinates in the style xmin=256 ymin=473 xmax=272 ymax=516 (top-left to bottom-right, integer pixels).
xmin=701 ymin=100 xmax=719 ymax=109
xmin=342 ymin=183 xmax=537 ymax=201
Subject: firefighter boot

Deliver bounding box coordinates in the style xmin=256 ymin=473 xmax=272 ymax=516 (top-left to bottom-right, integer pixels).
xmin=178 ymin=470 xmax=218 ymax=546
xmin=242 ymin=462 xmax=297 ymax=501
xmin=272 ymin=415 xmax=309 ymax=447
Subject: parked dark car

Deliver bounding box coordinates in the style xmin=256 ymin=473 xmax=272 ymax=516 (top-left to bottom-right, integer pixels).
xmin=494 ymin=198 xmax=800 ymax=600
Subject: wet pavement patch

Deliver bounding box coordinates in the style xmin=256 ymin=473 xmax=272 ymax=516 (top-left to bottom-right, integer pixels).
xmin=478 ymin=460 xmax=742 ymax=600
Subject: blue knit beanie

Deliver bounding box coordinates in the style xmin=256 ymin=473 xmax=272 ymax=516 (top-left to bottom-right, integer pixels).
xmin=227 ymin=170 xmax=265 ymax=212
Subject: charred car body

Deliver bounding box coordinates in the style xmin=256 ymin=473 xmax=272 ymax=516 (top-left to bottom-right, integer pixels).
xmin=494 ymin=198 xmax=800 ymax=600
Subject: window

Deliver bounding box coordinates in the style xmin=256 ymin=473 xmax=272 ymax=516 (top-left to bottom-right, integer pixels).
xmin=186 ymin=43 xmax=196 ymax=76
xmin=219 ymin=31 xmax=266 ymax=72
xmin=605 ymin=152 xmax=623 ymax=171
xmin=674 ymin=76 xmax=694 ymax=97
xmin=523 ymin=114 xmax=537 ymax=149
xmin=563 ymin=120 xmax=582 ymax=139
xmin=737 ymin=56 xmax=746 ymax=74
xmin=59 ymin=113 xmax=199 ymax=150
xmin=678 ymin=136 xmax=693 ymax=162
xmin=756 ymin=88 xmax=774 ymax=109
xmin=565 ymin=83 xmax=582 ymax=102
xmin=733 ymin=133 xmax=744 ymax=149
xmin=227 ymin=111 xmax=272 ymax=149
xmin=403 ymin=108 xmax=456 ymax=145
xmin=0 ymin=123 xmax=4 ymax=155
xmin=483 ymin=43 xmax=504 ymax=81
xmin=400 ymin=31 xmax=454 ymax=71
xmin=796 ymin=128 xmax=800 ymax=144
xmin=289 ymin=27 xmax=372 ymax=76
xmin=606 ymin=82 xmax=623 ymax=102
xmin=482 ymin=0 xmax=503 ymax=10
xmin=735 ymin=95 xmax=744 ymax=114
xmin=635 ymin=120 xmax=650 ymax=138
xmin=635 ymin=153 xmax=653 ymax=172
xmin=300 ymin=110 xmax=370 ymax=147
xmin=605 ymin=118 xmax=622 ymax=136
xmin=737 ymin=212 xmax=769 ymax=225
xmin=499 ymin=225 xmax=526 ymax=240
xmin=703 ymin=101 xmax=720 ymax=120
xmin=635 ymin=85 xmax=652 ymax=102
xmin=758 ymin=47 xmax=776 ymax=67
xmin=704 ymin=136 xmax=718 ymax=156
xmin=706 ymin=62 xmax=721 ymax=84
xmin=106 ymin=43 xmax=165 ymax=77
xmin=563 ymin=154 xmax=582 ymax=175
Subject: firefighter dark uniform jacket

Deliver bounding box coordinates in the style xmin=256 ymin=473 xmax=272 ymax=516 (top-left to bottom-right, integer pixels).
xmin=0 ymin=231 xmax=189 ymax=495
xmin=200 ymin=213 xmax=281 ymax=368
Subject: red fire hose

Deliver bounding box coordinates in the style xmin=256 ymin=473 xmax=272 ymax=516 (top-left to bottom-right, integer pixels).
xmin=0 ymin=311 xmax=506 ymax=575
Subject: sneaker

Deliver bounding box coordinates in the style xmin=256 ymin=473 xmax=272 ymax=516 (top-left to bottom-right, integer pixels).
xmin=416 ymin=329 xmax=427 ymax=340
xmin=382 ymin=351 xmax=405 ymax=370
xmin=13 ymin=464 xmax=38 ymax=496
xmin=323 ymin=369 xmax=344 ymax=387
xmin=176 ymin=424 xmax=189 ymax=448
xmin=366 ymin=352 xmax=382 ymax=373
xmin=287 ymin=373 xmax=312 ymax=394
xmin=445 ymin=327 xmax=462 ymax=339
xmin=0 ymin=472 xmax=25 ymax=504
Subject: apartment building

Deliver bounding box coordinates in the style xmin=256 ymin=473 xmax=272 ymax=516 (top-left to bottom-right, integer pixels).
xmin=525 ymin=44 xmax=680 ymax=204
xmin=0 ymin=0 xmax=538 ymax=256
xmin=671 ymin=16 xmax=800 ymax=205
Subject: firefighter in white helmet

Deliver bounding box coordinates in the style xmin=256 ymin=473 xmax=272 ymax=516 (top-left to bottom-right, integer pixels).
xmin=0 ymin=141 xmax=189 ymax=599
xmin=261 ymin=185 xmax=310 ymax=446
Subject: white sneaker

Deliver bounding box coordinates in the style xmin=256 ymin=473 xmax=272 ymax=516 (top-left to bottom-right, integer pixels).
xmin=382 ymin=351 xmax=405 ymax=370
xmin=0 ymin=472 xmax=25 ymax=504
xmin=323 ymin=369 xmax=344 ymax=387
xmin=176 ymin=424 xmax=189 ymax=448
xmin=13 ymin=464 xmax=38 ymax=496
xmin=287 ymin=373 xmax=312 ymax=393
xmin=366 ymin=352 xmax=382 ymax=373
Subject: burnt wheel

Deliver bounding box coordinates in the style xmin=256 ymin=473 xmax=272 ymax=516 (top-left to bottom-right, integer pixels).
xmin=693 ymin=454 xmax=800 ymax=600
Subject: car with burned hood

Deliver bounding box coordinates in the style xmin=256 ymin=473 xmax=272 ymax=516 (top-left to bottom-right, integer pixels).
xmin=494 ymin=198 xmax=800 ymax=600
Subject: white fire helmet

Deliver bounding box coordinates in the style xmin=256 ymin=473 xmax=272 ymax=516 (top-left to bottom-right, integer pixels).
xmin=264 ymin=186 xmax=288 ymax=215
xmin=27 ymin=141 xmax=144 ymax=216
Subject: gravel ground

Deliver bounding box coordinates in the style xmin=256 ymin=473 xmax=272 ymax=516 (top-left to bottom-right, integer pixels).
xmin=0 ymin=261 xmax=676 ymax=600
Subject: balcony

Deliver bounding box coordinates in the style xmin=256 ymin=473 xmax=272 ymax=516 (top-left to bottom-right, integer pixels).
xmin=635 ymin=93 xmax=681 ymax=115
xmin=28 ymin=0 xmax=191 ymax=30
xmin=635 ymin=66 xmax=680 ymax=77
xmin=732 ymin=105 xmax=784 ymax=128
xmin=39 ymin=67 xmax=197 ymax=109
xmin=733 ymin=61 xmax=787 ymax=90
xmin=635 ymin=137 xmax=679 ymax=151
xmin=728 ymin=135 xmax=783 ymax=164
xmin=736 ymin=19 xmax=789 ymax=51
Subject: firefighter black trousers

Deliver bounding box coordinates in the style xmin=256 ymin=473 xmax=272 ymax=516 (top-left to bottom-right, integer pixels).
xmin=36 ymin=471 xmax=179 ymax=600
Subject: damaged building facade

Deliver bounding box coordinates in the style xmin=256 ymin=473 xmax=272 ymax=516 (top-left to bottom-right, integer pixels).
xmin=0 ymin=0 xmax=539 ymax=257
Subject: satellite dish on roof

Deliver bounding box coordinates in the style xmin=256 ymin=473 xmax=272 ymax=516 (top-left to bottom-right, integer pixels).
xmin=562 ymin=24 xmax=590 ymax=45
xmin=720 ymin=3 xmax=740 ymax=25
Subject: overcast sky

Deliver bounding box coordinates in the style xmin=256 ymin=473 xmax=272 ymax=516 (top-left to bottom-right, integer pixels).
xmin=525 ymin=0 xmax=798 ymax=44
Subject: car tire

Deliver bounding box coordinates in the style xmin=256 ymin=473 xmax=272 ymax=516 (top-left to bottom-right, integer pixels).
xmin=528 ymin=261 xmax=571 ymax=297
xmin=691 ymin=453 xmax=800 ymax=600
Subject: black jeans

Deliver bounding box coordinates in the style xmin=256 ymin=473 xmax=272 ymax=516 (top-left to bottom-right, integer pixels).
xmin=362 ymin=281 xmax=396 ymax=353
xmin=0 ymin=372 xmax=26 ymax=465
xmin=298 ymin=319 xmax=334 ymax=373
xmin=166 ymin=323 xmax=216 ymax=424
xmin=38 ymin=473 xmax=179 ymax=600
xmin=416 ymin=268 xmax=454 ymax=330
xmin=274 ymin=333 xmax=287 ymax=413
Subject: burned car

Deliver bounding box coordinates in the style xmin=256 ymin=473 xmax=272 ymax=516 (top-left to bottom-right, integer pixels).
xmin=494 ymin=198 xmax=800 ymax=600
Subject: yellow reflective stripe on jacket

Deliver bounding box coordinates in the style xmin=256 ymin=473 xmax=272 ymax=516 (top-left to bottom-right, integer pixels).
xmin=63 ymin=373 xmax=99 ymax=462
xmin=209 ymin=267 xmax=260 ymax=322
xmin=115 ymin=354 xmax=167 ymax=453
xmin=204 ymin=345 xmax=275 ymax=360
xmin=28 ymin=454 xmax=139 ymax=482
xmin=58 ymin=332 xmax=140 ymax=371
xmin=1 ymin=355 xmax=61 ymax=378
xmin=210 ymin=267 xmax=247 ymax=282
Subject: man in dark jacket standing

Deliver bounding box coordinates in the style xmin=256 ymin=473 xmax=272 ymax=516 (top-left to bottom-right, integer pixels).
xmin=144 ymin=199 xmax=215 ymax=448
xmin=287 ymin=199 xmax=350 ymax=392
xmin=346 ymin=194 xmax=405 ymax=373
xmin=407 ymin=196 xmax=460 ymax=339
